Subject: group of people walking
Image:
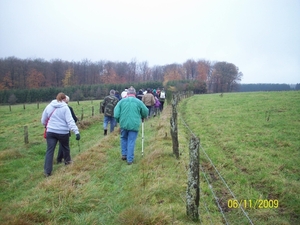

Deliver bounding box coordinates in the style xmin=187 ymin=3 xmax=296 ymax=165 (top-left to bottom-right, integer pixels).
xmin=102 ymin=87 xmax=166 ymax=135
xmin=101 ymin=86 xmax=166 ymax=165
xmin=41 ymin=86 xmax=166 ymax=176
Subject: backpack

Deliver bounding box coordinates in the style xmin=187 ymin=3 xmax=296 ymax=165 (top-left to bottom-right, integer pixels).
xmin=104 ymin=96 xmax=118 ymax=116
xmin=155 ymin=97 xmax=161 ymax=107
xmin=160 ymin=91 xmax=166 ymax=99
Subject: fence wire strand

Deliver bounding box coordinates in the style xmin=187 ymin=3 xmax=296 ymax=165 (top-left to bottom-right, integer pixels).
xmin=180 ymin=116 xmax=254 ymax=225
xmin=200 ymin=165 xmax=230 ymax=225
xmin=200 ymin=145 xmax=254 ymax=225
xmin=200 ymin=181 xmax=216 ymax=225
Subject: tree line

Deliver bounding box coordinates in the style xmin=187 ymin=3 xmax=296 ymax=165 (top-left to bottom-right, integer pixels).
xmin=0 ymin=56 xmax=242 ymax=91
xmin=2 ymin=56 xmax=297 ymax=104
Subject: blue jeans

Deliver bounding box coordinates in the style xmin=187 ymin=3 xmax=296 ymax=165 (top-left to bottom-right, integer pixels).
xmin=146 ymin=106 xmax=152 ymax=117
xmin=103 ymin=116 xmax=116 ymax=132
xmin=120 ymin=129 xmax=138 ymax=163
xmin=44 ymin=132 xmax=70 ymax=175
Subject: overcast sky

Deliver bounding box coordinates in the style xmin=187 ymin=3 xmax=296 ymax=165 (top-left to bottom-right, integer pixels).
xmin=0 ymin=0 xmax=299 ymax=84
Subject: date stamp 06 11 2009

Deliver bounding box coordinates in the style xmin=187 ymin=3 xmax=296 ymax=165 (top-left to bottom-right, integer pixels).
xmin=227 ymin=199 xmax=279 ymax=209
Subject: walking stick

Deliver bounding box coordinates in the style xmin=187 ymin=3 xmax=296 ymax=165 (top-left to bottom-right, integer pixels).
xmin=142 ymin=120 xmax=144 ymax=157
xmin=78 ymin=139 xmax=81 ymax=152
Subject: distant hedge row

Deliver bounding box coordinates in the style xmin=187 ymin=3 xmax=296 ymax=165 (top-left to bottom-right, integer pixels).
xmin=1 ymin=81 xmax=298 ymax=104
xmin=0 ymin=81 xmax=162 ymax=104
xmin=238 ymin=83 xmax=296 ymax=92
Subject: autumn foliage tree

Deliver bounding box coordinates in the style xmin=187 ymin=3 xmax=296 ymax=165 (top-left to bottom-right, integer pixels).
xmin=26 ymin=68 xmax=45 ymax=88
xmin=100 ymin=63 xmax=122 ymax=84
xmin=163 ymin=64 xmax=185 ymax=87
xmin=62 ymin=68 xmax=76 ymax=87
xmin=196 ymin=60 xmax=210 ymax=82
xmin=0 ymin=57 xmax=244 ymax=97
xmin=0 ymin=73 xmax=13 ymax=90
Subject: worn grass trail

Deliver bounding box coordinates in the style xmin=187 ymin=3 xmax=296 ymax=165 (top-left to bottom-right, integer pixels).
xmin=0 ymin=101 xmax=196 ymax=224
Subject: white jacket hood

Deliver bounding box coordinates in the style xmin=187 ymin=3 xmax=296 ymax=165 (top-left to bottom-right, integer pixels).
xmin=49 ymin=99 xmax=67 ymax=108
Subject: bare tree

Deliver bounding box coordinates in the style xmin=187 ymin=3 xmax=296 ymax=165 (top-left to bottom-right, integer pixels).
xmin=183 ymin=59 xmax=197 ymax=80
xmin=210 ymin=61 xmax=242 ymax=93
xmin=137 ymin=61 xmax=151 ymax=82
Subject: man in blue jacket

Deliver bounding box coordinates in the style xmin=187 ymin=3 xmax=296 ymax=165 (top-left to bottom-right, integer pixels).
xmin=114 ymin=86 xmax=148 ymax=165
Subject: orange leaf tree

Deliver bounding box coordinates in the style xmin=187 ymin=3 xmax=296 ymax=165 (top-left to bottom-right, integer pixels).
xmin=26 ymin=69 xmax=45 ymax=88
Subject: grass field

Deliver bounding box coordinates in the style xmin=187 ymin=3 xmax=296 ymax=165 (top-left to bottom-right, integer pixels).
xmin=180 ymin=91 xmax=300 ymax=225
xmin=0 ymin=91 xmax=299 ymax=225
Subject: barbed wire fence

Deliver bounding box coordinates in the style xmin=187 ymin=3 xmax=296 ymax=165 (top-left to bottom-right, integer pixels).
xmin=170 ymin=92 xmax=254 ymax=224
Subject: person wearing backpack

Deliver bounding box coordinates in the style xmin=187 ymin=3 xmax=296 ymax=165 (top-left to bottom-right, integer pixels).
xmin=103 ymin=90 xmax=119 ymax=135
xmin=153 ymin=96 xmax=161 ymax=117
xmin=159 ymin=88 xmax=166 ymax=111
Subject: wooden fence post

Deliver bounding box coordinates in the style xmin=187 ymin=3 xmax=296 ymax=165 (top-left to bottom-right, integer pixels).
xmin=81 ymin=108 xmax=84 ymax=121
xmin=186 ymin=135 xmax=200 ymax=221
xmin=92 ymin=106 xmax=94 ymax=116
xmin=100 ymin=101 xmax=104 ymax=114
xmin=24 ymin=126 xmax=29 ymax=144
xmin=170 ymin=93 xmax=179 ymax=159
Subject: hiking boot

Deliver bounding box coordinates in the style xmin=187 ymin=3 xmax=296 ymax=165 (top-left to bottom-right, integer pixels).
xmin=127 ymin=162 xmax=133 ymax=165
xmin=65 ymin=160 xmax=74 ymax=165
xmin=121 ymin=156 xmax=127 ymax=161
xmin=44 ymin=173 xmax=51 ymax=177
xmin=104 ymin=129 xmax=107 ymax=136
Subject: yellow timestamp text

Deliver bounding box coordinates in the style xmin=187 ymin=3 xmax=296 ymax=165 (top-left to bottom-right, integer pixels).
xmin=227 ymin=199 xmax=279 ymax=209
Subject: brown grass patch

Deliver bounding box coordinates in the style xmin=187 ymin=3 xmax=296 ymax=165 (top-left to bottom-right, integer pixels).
xmin=117 ymin=205 xmax=170 ymax=225
xmin=0 ymin=149 xmax=23 ymax=160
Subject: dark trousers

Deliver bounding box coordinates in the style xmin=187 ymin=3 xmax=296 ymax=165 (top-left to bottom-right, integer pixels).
xmin=146 ymin=106 xmax=152 ymax=117
xmin=44 ymin=132 xmax=70 ymax=175
xmin=57 ymin=132 xmax=71 ymax=163
xmin=159 ymin=101 xmax=165 ymax=111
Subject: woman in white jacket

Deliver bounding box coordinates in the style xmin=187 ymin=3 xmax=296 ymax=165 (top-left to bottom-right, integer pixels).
xmin=41 ymin=92 xmax=80 ymax=177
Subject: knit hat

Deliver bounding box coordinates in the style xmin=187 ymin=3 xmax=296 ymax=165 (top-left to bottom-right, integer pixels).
xmin=127 ymin=87 xmax=136 ymax=95
xmin=110 ymin=89 xmax=115 ymax=95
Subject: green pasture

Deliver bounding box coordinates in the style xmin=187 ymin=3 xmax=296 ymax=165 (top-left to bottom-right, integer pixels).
xmin=0 ymin=100 xmax=103 ymax=202
xmin=0 ymin=91 xmax=299 ymax=225
xmin=180 ymin=91 xmax=300 ymax=225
